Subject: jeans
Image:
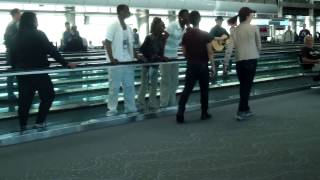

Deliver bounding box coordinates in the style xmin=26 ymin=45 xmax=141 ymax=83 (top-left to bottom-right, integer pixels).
xmin=236 ymin=59 xmax=257 ymax=112
xmin=178 ymin=63 xmax=209 ymax=115
xmin=108 ymin=67 xmax=137 ymax=113
xmin=137 ymin=66 xmax=159 ymax=108
xmin=160 ymin=64 xmax=179 ymax=107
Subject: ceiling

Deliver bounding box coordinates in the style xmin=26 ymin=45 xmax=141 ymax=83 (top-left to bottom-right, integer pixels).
xmin=0 ymin=0 xmax=278 ymax=13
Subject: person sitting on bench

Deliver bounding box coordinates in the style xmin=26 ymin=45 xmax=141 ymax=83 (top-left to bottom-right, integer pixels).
xmin=301 ymin=35 xmax=320 ymax=81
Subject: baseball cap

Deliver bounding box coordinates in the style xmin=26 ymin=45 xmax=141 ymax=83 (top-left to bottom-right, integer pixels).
xmin=215 ymin=16 xmax=223 ymax=21
xmin=238 ymin=7 xmax=256 ymax=16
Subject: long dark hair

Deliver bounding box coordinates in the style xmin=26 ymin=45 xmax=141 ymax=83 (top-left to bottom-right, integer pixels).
xmin=228 ymin=7 xmax=256 ymax=25
xmin=150 ymin=17 xmax=162 ymax=35
xmin=19 ymin=11 xmax=37 ymax=31
xmin=228 ymin=14 xmax=247 ymax=25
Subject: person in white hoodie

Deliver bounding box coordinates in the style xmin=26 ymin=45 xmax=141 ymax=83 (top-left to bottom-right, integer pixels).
xmin=105 ymin=4 xmax=142 ymax=115
xmin=228 ymin=7 xmax=261 ymax=121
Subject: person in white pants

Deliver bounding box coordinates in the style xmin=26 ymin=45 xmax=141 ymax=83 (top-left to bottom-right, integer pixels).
xmin=105 ymin=4 xmax=141 ymax=115
xmin=160 ymin=9 xmax=189 ymax=108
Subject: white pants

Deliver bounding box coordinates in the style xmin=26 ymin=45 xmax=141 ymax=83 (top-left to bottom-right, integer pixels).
xmin=160 ymin=64 xmax=179 ymax=107
xmin=108 ymin=67 xmax=137 ymax=113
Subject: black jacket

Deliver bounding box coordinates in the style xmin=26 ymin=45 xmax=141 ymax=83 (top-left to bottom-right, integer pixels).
xmin=140 ymin=34 xmax=166 ymax=62
xmin=11 ymin=29 xmax=68 ymax=69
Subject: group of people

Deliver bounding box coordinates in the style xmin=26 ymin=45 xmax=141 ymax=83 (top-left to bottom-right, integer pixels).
xmin=104 ymin=4 xmax=261 ymax=123
xmin=2 ymin=4 xmax=262 ymax=133
xmin=11 ymin=3 xmax=314 ymax=132
xmin=282 ymin=24 xmax=311 ymax=43
xmin=61 ymin=22 xmax=87 ymax=51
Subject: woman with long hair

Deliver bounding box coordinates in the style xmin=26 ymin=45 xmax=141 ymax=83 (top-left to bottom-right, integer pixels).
xmin=228 ymin=7 xmax=261 ymax=121
xmin=138 ymin=17 xmax=168 ymax=110
xmin=11 ymin=11 xmax=76 ymax=133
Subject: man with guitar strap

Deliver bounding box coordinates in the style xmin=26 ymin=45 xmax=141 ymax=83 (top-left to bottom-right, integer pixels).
xmin=209 ymin=16 xmax=229 ymax=82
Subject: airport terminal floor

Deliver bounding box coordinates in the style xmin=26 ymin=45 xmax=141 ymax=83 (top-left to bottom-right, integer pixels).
xmin=1 ymin=89 xmax=320 ymax=180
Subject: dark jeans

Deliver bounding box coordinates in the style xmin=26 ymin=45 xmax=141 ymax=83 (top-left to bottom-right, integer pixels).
xmin=236 ymin=59 xmax=257 ymax=112
xmin=17 ymin=74 xmax=55 ymax=128
xmin=178 ymin=63 xmax=209 ymax=115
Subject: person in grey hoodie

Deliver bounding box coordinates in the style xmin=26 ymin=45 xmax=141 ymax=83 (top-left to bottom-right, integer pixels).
xmin=228 ymin=7 xmax=261 ymax=121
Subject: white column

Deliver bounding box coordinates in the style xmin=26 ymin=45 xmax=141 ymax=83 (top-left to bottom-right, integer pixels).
xmin=309 ymin=0 xmax=315 ymax=37
xmin=136 ymin=9 xmax=149 ymax=43
xmin=277 ymin=0 xmax=283 ymax=18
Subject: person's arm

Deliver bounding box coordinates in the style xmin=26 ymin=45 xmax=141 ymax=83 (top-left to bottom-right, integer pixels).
xmin=140 ymin=36 xmax=153 ymax=59
xmin=105 ymin=39 xmax=118 ymax=64
xmin=302 ymin=57 xmax=320 ymax=64
xmin=255 ymin=26 xmax=262 ymax=51
xmin=105 ymin=23 xmax=119 ymax=64
xmin=40 ymin=31 xmax=76 ymax=68
xmin=4 ymin=23 xmax=17 ymax=48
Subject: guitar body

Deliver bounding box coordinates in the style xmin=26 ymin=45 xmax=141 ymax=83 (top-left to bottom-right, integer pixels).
xmin=211 ymin=34 xmax=230 ymax=52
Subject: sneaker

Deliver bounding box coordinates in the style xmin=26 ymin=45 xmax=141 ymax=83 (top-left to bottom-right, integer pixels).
xmin=244 ymin=110 xmax=254 ymax=117
xmin=235 ymin=111 xmax=247 ymax=121
xmin=33 ymin=123 xmax=47 ymax=130
xmin=106 ymin=110 xmax=118 ymax=116
xmin=201 ymin=113 xmax=212 ymax=120
xmin=176 ymin=114 xmax=185 ymax=124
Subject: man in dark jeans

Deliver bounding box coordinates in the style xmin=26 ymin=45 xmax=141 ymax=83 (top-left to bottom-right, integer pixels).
xmin=176 ymin=11 xmax=215 ymax=123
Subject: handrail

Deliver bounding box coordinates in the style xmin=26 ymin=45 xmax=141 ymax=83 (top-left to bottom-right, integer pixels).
xmin=0 ymin=58 xmax=186 ymax=77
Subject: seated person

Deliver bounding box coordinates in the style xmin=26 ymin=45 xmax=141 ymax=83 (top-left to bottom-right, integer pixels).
xmin=301 ymin=36 xmax=320 ymax=81
xmin=63 ymin=25 xmax=86 ymax=51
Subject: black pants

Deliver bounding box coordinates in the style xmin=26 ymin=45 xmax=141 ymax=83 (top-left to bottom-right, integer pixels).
xmin=178 ymin=63 xmax=209 ymax=115
xmin=17 ymin=74 xmax=55 ymax=128
xmin=236 ymin=59 xmax=257 ymax=112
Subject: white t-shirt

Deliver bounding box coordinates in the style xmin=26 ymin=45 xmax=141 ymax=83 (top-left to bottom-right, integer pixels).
xmin=105 ymin=21 xmax=134 ymax=62
xmin=164 ymin=21 xmax=184 ymax=58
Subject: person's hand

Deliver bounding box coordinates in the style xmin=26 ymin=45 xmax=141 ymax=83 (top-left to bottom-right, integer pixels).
xmin=210 ymin=65 xmax=216 ymax=77
xmin=110 ymin=58 xmax=119 ymax=64
xmin=223 ymin=64 xmax=228 ymax=73
xmin=163 ymin=31 xmax=169 ymax=39
xmin=163 ymin=56 xmax=169 ymax=61
xmin=67 ymin=62 xmax=77 ymax=69
xmin=136 ymin=54 xmax=147 ymax=62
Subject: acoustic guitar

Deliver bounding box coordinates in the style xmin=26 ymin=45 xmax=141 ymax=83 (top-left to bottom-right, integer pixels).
xmin=211 ymin=34 xmax=230 ymax=52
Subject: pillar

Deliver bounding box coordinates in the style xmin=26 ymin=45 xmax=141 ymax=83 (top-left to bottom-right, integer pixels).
xmin=136 ymin=9 xmax=149 ymax=43
xmin=65 ymin=6 xmax=76 ymax=25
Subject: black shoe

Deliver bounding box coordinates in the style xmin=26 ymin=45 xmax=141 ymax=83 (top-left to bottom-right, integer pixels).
xmin=201 ymin=113 xmax=212 ymax=120
xmin=313 ymin=75 xmax=320 ymax=81
xmin=176 ymin=114 xmax=185 ymax=124
xmin=20 ymin=126 xmax=27 ymax=135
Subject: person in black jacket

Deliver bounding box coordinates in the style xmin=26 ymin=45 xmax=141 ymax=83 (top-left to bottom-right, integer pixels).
xmin=11 ymin=11 xmax=77 ymax=133
xmin=137 ymin=17 xmax=168 ymax=110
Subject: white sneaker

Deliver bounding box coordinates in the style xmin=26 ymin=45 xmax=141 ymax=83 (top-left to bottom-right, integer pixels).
xmin=106 ymin=110 xmax=118 ymax=116
xmin=235 ymin=111 xmax=247 ymax=121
